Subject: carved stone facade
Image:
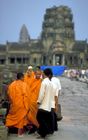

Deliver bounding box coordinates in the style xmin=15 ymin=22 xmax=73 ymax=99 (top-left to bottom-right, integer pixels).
xmin=0 ymin=5 xmax=88 ymax=75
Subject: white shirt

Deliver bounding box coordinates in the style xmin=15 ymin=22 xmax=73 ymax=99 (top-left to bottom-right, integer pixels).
xmin=37 ymin=77 xmax=56 ymax=112
xmin=51 ymin=77 xmax=61 ymax=96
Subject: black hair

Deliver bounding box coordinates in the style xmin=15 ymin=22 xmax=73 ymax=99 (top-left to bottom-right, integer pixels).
xmin=43 ymin=68 xmax=53 ymax=80
xmin=36 ymin=66 xmax=41 ymax=70
xmin=17 ymin=72 xmax=24 ymax=80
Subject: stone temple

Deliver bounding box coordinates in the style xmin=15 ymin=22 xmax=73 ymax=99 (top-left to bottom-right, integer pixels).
xmin=0 ymin=5 xmax=88 ymax=75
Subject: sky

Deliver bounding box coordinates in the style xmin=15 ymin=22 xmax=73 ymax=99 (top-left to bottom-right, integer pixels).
xmin=0 ymin=0 xmax=88 ymax=44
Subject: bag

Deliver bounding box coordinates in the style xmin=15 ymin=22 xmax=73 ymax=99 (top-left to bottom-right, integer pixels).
xmin=56 ymin=104 xmax=63 ymax=121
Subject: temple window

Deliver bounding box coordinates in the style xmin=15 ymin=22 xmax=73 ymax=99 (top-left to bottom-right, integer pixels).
xmin=0 ymin=59 xmax=5 ymax=64
xmin=10 ymin=58 xmax=15 ymax=64
xmin=17 ymin=58 xmax=21 ymax=64
xmin=23 ymin=57 xmax=29 ymax=64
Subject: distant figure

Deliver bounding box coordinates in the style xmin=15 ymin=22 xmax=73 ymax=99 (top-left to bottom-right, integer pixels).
xmin=5 ymin=73 xmax=29 ymax=137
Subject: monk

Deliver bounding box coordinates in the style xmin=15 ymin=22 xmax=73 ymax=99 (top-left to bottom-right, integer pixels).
xmin=27 ymin=69 xmax=42 ymax=129
xmin=24 ymin=65 xmax=35 ymax=89
xmin=5 ymin=73 xmax=29 ymax=137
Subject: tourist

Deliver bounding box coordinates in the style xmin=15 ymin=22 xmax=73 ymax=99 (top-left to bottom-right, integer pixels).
xmin=36 ymin=68 xmax=57 ymax=138
xmin=51 ymin=76 xmax=62 ymax=132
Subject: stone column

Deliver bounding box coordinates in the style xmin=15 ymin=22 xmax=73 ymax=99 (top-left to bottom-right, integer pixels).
xmin=53 ymin=54 xmax=56 ymax=65
xmin=62 ymin=54 xmax=65 ymax=65
xmin=5 ymin=44 xmax=9 ymax=67
xmin=15 ymin=57 xmax=19 ymax=70
xmin=71 ymin=56 xmax=74 ymax=65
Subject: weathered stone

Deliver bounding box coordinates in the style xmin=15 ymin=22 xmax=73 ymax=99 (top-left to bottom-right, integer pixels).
xmin=0 ymin=125 xmax=8 ymax=140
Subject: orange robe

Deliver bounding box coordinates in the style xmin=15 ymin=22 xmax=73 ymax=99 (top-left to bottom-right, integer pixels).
xmin=24 ymin=72 xmax=35 ymax=89
xmin=5 ymin=80 xmax=29 ymax=128
xmin=27 ymin=78 xmax=42 ymax=127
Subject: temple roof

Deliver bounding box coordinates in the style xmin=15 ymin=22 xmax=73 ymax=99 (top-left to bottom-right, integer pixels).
xmin=72 ymin=40 xmax=87 ymax=52
xmin=0 ymin=45 xmax=6 ymax=51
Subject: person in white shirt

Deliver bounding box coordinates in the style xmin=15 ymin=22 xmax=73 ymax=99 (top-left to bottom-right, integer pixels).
xmin=51 ymin=77 xmax=61 ymax=95
xmin=51 ymin=76 xmax=62 ymax=122
xmin=37 ymin=68 xmax=56 ymax=138
xmin=50 ymin=76 xmax=62 ymax=132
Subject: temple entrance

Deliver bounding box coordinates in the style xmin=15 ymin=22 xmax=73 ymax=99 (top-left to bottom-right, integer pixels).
xmin=55 ymin=54 xmax=62 ymax=65
xmin=53 ymin=54 xmax=64 ymax=65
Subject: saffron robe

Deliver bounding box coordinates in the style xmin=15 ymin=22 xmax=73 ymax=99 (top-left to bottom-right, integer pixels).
xmin=5 ymin=80 xmax=29 ymax=128
xmin=24 ymin=72 xmax=35 ymax=89
xmin=27 ymin=78 xmax=42 ymax=127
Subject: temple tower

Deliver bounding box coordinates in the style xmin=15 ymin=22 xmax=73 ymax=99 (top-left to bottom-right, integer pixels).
xmin=19 ymin=24 xmax=30 ymax=43
xmin=41 ymin=6 xmax=75 ymax=51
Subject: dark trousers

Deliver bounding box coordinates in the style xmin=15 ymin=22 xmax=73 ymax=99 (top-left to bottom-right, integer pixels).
xmin=37 ymin=109 xmax=53 ymax=137
xmin=51 ymin=109 xmax=58 ymax=131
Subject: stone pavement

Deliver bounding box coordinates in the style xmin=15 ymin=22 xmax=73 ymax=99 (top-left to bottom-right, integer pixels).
xmin=7 ymin=77 xmax=88 ymax=140
xmin=7 ymin=121 xmax=88 ymax=140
